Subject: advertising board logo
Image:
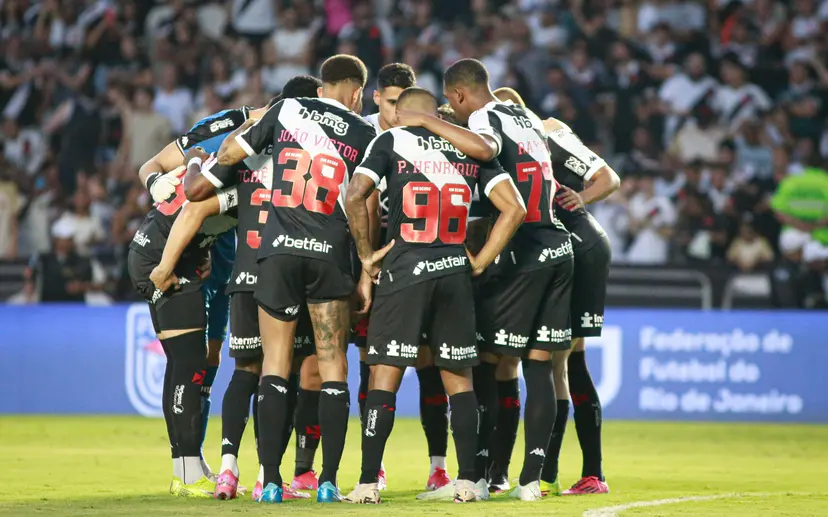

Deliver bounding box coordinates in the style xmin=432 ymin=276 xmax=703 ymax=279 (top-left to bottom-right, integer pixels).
xmin=125 ymin=304 xmax=166 ymax=417
xmin=589 ymin=325 xmax=623 ymax=408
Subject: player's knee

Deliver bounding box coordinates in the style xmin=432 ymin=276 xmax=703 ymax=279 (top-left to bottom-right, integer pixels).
xmin=235 ymin=358 xmax=262 ymax=375
xmin=416 ymin=345 xmax=435 ymax=370
xmin=526 ymin=349 xmax=552 ymax=363
xmin=551 ymin=350 xmax=570 ymax=397
xmin=480 ymin=351 xmax=500 ymax=365
xmin=439 ymin=367 xmax=473 ymax=396
xmin=571 ymin=337 xmax=586 ymax=352
xmin=157 ymin=327 xmax=204 ymax=341
xmin=370 ymin=364 xmax=405 ymax=392
xmin=495 ymin=356 xmax=519 ymax=380
xmin=299 ymin=356 xmax=322 ymax=390
xmin=206 ymin=338 xmax=223 ymax=365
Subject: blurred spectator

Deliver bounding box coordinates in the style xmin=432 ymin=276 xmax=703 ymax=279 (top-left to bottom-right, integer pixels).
xmin=52 ymin=190 xmax=105 ymax=257
xmin=338 ymin=0 xmax=394 ymax=78
xmin=153 ymin=64 xmax=192 ymax=135
xmin=667 ymin=104 xmax=727 ymax=163
xmin=25 ymin=218 xmax=96 ymax=303
xmin=771 ymin=228 xmax=811 ymax=307
xmin=658 ymin=52 xmax=719 ymax=146
xmin=625 ymin=173 xmax=677 ymax=264
xmin=123 ymin=87 xmax=171 ymax=171
xmin=229 ymin=0 xmax=278 ymax=47
xmin=674 ymin=190 xmax=729 ymax=263
xmin=2 ymin=117 xmax=46 ymax=176
xmin=714 ymin=56 xmax=772 ymax=134
xmin=0 ymin=169 xmax=20 ymax=258
xmin=263 ymin=7 xmax=312 ymax=90
xmin=727 ymin=217 xmax=774 ymax=272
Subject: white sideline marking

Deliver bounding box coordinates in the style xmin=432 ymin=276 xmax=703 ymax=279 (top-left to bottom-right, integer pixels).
xmin=583 ymin=492 xmax=778 ymax=517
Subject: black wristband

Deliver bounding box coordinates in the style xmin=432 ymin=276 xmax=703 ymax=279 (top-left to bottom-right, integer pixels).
xmin=145 ymin=172 xmax=161 ymax=191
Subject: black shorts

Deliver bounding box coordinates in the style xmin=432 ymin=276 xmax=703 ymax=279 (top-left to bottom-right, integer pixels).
xmin=255 ymin=255 xmax=355 ymax=321
xmin=479 ymin=259 xmax=574 ymax=355
xmin=127 ymin=250 xmax=205 ymax=333
xmin=366 ymin=274 xmax=478 ymax=369
xmin=570 ymin=235 xmax=610 ymax=338
xmin=230 ymin=292 xmax=315 ymax=359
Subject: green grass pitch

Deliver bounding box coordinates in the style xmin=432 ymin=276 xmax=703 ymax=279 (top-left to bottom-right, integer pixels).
xmin=1 ymin=416 xmax=826 ymax=516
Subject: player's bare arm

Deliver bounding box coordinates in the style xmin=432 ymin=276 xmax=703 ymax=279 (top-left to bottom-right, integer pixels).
xmin=557 ymin=166 xmax=621 ymax=210
xmin=367 ymin=190 xmax=381 ymax=250
xmin=216 ymin=134 xmax=250 ymax=167
xmin=149 ymin=194 xmax=221 ymax=292
xmin=184 ymin=119 xmax=257 ymax=201
xmin=346 ymin=174 xmax=395 ymax=282
xmin=394 ymin=109 xmax=498 ymax=162
xmin=139 ymin=141 xmax=186 ymax=203
xmin=472 ymin=180 xmax=526 ymax=276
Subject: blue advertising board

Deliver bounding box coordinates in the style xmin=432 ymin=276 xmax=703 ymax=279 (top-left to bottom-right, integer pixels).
xmin=1 ymin=304 xmax=826 ymax=422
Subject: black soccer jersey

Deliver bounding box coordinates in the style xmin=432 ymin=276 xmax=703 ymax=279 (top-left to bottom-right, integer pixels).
xmin=175 ymin=106 xmax=252 ymax=157
xmin=236 ymin=97 xmax=378 ymax=274
xmin=468 ymin=101 xmax=572 ymax=271
xmin=355 ymin=126 xmax=512 ymax=294
xmin=547 ymin=125 xmax=609 ymax=251
xmin=129 ymin=165 xmax=239 ymax=263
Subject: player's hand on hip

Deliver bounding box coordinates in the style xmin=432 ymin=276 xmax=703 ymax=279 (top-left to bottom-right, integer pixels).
xmin=393 ymin=109 xmax=426 ymax=128
xmin=150 ymin=265 xmax=179 ymax=292
xmin=362 ymin=239 xmax=395 ymax=283
xmin=353 ymin=272 xmax=373 ymax=318
xmin=556 ymin=185 xmax=584 ymax=211
xmin=466 ymin=248 xmax=486 ymax=277
xmin=148 ymin=166 xmax=183 ymax=203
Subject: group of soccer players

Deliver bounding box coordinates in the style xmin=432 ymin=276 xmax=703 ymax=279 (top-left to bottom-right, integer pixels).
xmin=127 ymin=53 xmax=619 ymax=504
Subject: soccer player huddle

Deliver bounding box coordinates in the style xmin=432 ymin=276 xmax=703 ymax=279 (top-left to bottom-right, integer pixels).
xmin=128 ymin=54 xmax=620 ymax=504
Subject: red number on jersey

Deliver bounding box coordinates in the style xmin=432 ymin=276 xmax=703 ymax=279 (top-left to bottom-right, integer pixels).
xmin=154 ymin=169 xmax=188 ymax=216
xmin=516 ymin=161 xmax=543 ymax=223
xmin=271 ymin=148 xmax=346 ymax=215
xmin=400 ymin=182 xmax=471 ymax=244
xmin=245 ymin=187 xmax=271 ymax=249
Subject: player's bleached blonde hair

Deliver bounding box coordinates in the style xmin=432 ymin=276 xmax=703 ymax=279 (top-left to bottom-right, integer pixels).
xmin=493 ymin=87 xmax=526 ymax=107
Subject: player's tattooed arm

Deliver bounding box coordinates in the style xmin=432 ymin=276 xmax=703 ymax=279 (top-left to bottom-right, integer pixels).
xmin=473 ymin=180 xmax=526 ymax=276
xmin=149 ymin=195 xmax=221 ymax=291
xmin=367 ymin=190 xmax=381 ymax=250
xmin=394 ymin=110 xmax=498 ymax=161
xmin=346 ymin=174 xmax=395 ymax=282
xmin=308 ymin=300 xmax=351 ymax=366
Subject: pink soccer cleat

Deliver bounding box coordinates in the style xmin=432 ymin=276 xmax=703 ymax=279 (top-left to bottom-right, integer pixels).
xmin=283 ymin=483 xmax=311 ymax=500
xmin=563 ymin=476 xmax=610 ymax=495
xmin=291 ymin=470 xmax=319 ymax=491
xmin=426 ymin=467 xmax=451 ymax=491
xmin=214 ymin=470 xmax=239 ymax=500
xmin=251 ymin=481 xmax=263 ymax=502
xmin=377 ymin=468 xmax=387 ymax=491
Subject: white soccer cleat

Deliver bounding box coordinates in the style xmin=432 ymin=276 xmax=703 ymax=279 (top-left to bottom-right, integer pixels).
xmin=416 ymin=480 xmax=455 ymax=501
xmin=473 ymin=478 xmax=490 ymax=501
xmin=344 ymin=483 xmax=381 ymax=504
xmin=509 ymin=481 xmax=543 ymax=501
xmin=454 ymin=479 xmax=477 ymax=503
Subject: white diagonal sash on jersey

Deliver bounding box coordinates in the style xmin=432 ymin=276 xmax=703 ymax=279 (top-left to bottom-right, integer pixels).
xmin=277 ymin=99 xmax=349 ymax=214
xmin=392 ymin=130 xmax=471 ymax=210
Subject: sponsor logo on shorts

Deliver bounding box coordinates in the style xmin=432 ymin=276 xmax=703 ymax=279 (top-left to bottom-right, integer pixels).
xmin=386 ymin=340 xmax=417 ymax=359
xmin=476 ymin=332 xmax=485 ymax=343
xmin=493 ymin=329 xmax=529 ymax=348
xmin=172 ymin=384 xmax=184 ymax=414
xmin=538 ymin=240 xmax=573 ymax=263
xmin=298 ymin=107 xmax=349 ymax=136
xmin=272 ymin=234 xmax=333 ymax=254
xmin=439 ymin=343 xmax=477 ymax=361
xmin=125 ymin=304 xmax=166 ymax=417
xmin=368 ymin=346 xmax=378 ymax=355
xmin=581 ymin=312 xmax=604 ymax=329
xmin=365 ymin=408 xmax=378 ymax=437
xmin=285 ymin=305 xmax=300 ymax=316
xmin=150 ymin=288 xmax=163 ymax=304
xmin=235 ymin=272 xmax=257 ymax=285
xmin=412 ymin=255 xmax=467 ymax=276
xmin=536 ymin=325 xmax=571 ymax=343
xmin=230 ymin=335 xmax=261 ymax=350
xmin=132 ymin=231 xmax=150 ymax=247
xmin=210 ymin=118 xmax=234 ymax=133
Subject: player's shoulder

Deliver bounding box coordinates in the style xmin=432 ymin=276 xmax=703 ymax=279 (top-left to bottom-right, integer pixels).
xmin=191 ymin=106 xmax=251 ymax=133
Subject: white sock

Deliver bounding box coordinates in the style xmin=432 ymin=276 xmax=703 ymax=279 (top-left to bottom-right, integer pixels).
xmin=183 ymin=456 xmax=203 ymax=484
xmin=380 ymin=461 xmax=386 ymax=472
xmin=220 ymin=454 xmax=239 ymax=477
xmin=173 ymin=457 xmax=184 ymax=480
xmin=257 ymin=464 xmax=264 ymax=484
xmin=430 ymin=456 xmax=447 ymax=474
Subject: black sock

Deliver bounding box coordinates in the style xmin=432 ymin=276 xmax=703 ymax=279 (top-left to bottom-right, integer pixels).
xmin=159 ymin=341 xmax=179 ymax=458
xmin=258 ymin=375 xmax=289 ymax=487
xmin=358 ymin=361 xmax=370 ymax=418
xmin=318 ymin=381 xmax=350 ymax=486
xmin=359 ymin=390 xmax=396 ymax=484
xmin=252 ymin=386 xmax=261 ymax=463
xmin=541 ymin=400 xmax=570 ymax=483
xmin=294 ymin=388 xmax=321 ymax=476
xmin=277 ymin=374 xmax=299 ymax=460
xmin=519 ymin=359 xmax=557 ymax=486
xmin=472 ymin=362 xmax=497 ymax=480
xmin=163 ymin=332 xmax=207 ymax=457
xmin=569 ymin=351 xmax=604 ymax=480
xmin=416 ymin=366 xmax=449 ymax=458
xmin=221 ymin=370 xmax=259 ymax=457
xmin=489 ymin=379 xmax=520 ymax=478
xmin=449 ymin=391 xmax=479 ymax=482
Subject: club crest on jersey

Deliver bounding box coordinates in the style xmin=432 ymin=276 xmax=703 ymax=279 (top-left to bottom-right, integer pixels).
xmin=298 ymin=107 xmax=349 ymax=136
xmin=125 ymin=304 xmax=165 ymax=417
xmin=417 ymin=135 xmax=466 ymax=159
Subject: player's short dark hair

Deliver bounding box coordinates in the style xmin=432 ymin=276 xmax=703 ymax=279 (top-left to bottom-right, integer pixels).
xmin=282 ymin=75 xmax=322 ymax=99
xmin=377 ymin=63 xmax=416 ymax=91
xmin=396 ymin=87 xmax=437 ymax=110
xmin=320 ymin=54 xmax=368 ymax=88
xmin=437 ymin=103 xmax=457 ymax=124
xmin=444 ymin=58 xmax=490 ymax=89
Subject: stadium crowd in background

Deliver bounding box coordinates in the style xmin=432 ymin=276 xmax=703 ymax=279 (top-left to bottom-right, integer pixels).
xmin=1 ymin=0 xmax=827 ymax=307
